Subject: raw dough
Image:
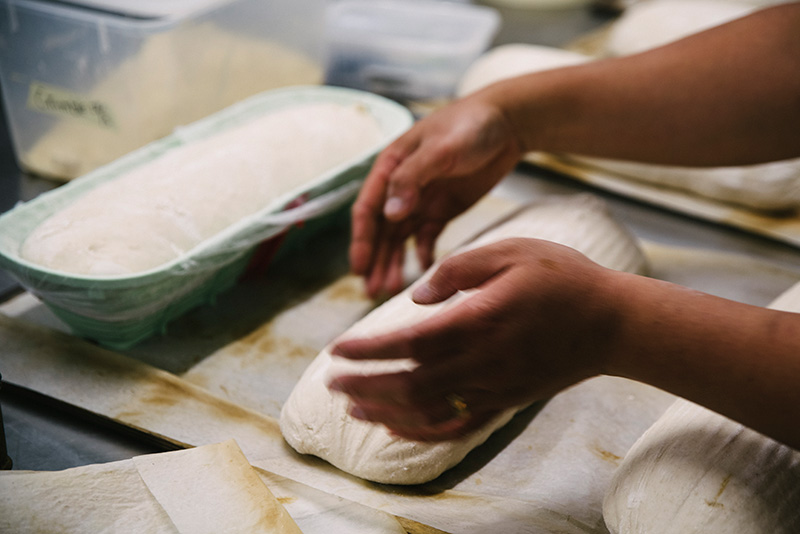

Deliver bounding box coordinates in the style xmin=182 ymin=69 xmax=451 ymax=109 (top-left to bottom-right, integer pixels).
xmin=604 ymin=0 xmax=756 ymax=56
xmin=570 ymin=155 xmax=800 ymax=212
xmin=21 ymin=102 xmax=383 ymax=275
xmin=280 ymin=194 xmax=648 ymax=485
xmin=456 ymin=44 xmax=590 ymax=97
xmin=603 ymin=280 xmax=800 ymax=533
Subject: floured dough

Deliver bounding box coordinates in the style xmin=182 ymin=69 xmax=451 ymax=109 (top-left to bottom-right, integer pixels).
xmin=571 ymin=155 xmax=800 ymax=212
xmin=456 ymin=44 xmax=590 ymax=97
xmin=603 ymin=399 xmax=800 ymax=534
xmin=480 ymin=0 xmax=592 ymax=9
xmin=280 ymin=194 xmax=648 ymax=485
xmin=603 ymin=280 xmax=800 ymax=533
xmin=21 ymin=102 xmax=383 ymax=275
xmin=604 ymin=0 xmax=756 ymax=56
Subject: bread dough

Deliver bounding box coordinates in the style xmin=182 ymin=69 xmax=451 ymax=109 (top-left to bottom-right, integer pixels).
xmin=603 ymin=399 xmax=800 ymax=534
xmin=603 ymin=279 xmax=800 ymax=533
xmin=605 ymin=0 xmax=756 ymax=56
xmin=456 ymin=44 xmax=590 ymax=97
xmin=280 ymin=194 xmax=648 ymax=485
xmin=21 ymin=102 xmax=383 ymax=275
xmin=571 ymin=155 xmax=800 ymax=212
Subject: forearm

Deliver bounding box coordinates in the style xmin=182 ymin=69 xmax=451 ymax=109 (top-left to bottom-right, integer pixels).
xmin=603 ymin=270 xmax=800 ymax=449
xmin=480 ymin=2 xmax=800 ymax=166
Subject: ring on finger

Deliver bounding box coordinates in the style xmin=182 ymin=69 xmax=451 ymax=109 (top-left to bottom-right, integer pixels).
xmin=445 ymin=393 xmax=470 ymax=420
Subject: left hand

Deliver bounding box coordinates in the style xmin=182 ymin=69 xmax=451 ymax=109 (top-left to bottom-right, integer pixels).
xmin=329 ymin=237 xmax=621 ymax=441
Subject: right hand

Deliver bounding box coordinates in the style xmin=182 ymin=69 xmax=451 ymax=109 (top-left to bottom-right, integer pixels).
xmin=350 ymin=93 xmax=525 ymax=298
xmin=332 ymin=237 xmax=619 ymax=441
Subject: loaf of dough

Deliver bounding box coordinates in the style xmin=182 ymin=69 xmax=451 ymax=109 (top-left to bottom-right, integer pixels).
xmin=456 ymin=44 xmax=590 ymax=97
xmin=604 ymin=0 xmax=756 ymax=57
xmin=603 ymin=280 xmax=800 ymax=533
xmin=571 ymin=155 xmax=800 ymax=212
xmin=20 ymin=102 xmax=383 ymax=276
xmin=280 ymin=194 xmax=648 ymax=485
xmin=603 ymin=397 xmax=800 ymax=534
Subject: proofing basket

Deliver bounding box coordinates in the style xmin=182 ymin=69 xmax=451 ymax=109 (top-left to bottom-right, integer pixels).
xmin=0 ymin=85 xmax=413 ymax=349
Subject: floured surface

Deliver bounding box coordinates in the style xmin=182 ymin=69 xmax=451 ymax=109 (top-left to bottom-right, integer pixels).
xmin=0 ymin=440 xmax=298 ymax=534
xmin=132 ymin=441 xmax=303 ymax=534
xmin=0 ymin=312 xmax=674 ymax=534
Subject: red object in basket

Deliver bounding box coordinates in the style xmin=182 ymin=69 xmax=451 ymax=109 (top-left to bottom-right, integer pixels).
xmin=240 ymin=196 xmax=308 ymax=281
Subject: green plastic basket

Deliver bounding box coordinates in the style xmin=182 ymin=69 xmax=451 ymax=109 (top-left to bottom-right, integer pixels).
xmin=0 ymin=86 xmax=413 ymax=349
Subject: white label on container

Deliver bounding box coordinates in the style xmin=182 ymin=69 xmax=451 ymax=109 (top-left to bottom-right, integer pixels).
xmin=27 ymin=81 xmax=117 ymax=129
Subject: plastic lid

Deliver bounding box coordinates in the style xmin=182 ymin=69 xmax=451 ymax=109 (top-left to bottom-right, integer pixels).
xmin=24 ymin=0 xmax=238 ymax=19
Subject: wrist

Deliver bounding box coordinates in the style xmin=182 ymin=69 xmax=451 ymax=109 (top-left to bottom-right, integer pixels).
xmin=591 ymin=268 xmax=648 ymax=379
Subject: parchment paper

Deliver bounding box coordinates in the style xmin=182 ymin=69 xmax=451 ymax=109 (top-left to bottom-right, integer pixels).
xmin=0 ymin=439 xmax=406 ymax=534
xmin=3 ymin=193 xmax=799 ymax=533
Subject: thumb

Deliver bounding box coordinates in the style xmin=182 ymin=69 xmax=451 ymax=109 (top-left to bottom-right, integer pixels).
xmin=412 ymin=245 xmax=507 ymax=305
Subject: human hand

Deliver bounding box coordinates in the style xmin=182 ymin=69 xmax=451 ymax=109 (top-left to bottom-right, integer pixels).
xmin=350 ymin=93 xmax=524 ymax=298
xmin=330 ymin=237 xmax=621 ymax=441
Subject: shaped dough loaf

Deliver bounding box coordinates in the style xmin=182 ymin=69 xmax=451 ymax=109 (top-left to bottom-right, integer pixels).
xmin=21 ymin=102 xmax=383 ymax=275
xmin=604 ymin=0 xmax=756 ymax=57
xmin=603 ymin=281 xmax=800 ymax=533
xmin=458 ymin=42 xmax=800 ymax=212
xmin=280 ymin=194 xmax=648 ymax=485
xmin=603 ymin=396 xmax=800 ymax=534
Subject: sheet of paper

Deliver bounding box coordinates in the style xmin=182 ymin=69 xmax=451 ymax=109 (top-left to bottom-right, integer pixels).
xmin=133 ymin=440 xmax=303 ymax=534
xmin=0 ymin=438 xmax=408 ymax=534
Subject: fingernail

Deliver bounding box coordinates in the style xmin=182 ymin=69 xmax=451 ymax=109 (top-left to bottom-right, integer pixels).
xmin=328 ymin=380 xmax=345 ymax=393
xmin=411 ymin=283 xmax=433 ymax=303
xmin=384 ymin=196 xmax=406 ymax=218
xmin=349 ymin=406 xmax=366 ymax=420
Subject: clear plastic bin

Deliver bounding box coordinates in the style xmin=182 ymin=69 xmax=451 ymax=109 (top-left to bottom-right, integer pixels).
xmin=324 ymin=0 xmax=500 ymax=101
xmin=0 ymin=0 xmax=329 ymax=180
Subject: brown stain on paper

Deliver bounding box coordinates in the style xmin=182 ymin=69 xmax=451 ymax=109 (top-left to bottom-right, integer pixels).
xmin=113 ymin=371 xmax=282 ymax=440
xmin=591 ymin=446 xmax=622 ymax=465
xmin=705 ymin=474 xmax=732 ymax=508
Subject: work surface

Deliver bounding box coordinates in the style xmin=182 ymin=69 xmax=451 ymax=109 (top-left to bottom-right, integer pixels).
xmin=4 ymin=165 xmax=800 ymax=534
xmin=3 ymin=5 xmax=800 ymax=534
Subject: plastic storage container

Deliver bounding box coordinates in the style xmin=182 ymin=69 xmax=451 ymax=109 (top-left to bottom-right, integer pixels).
xmin=0 ymin=0 xmax=329 ymax=180
xmin=324 ymin=0 xmax=501 ymax=101
xmin=0 ymin=85 xmax=413 ymax=349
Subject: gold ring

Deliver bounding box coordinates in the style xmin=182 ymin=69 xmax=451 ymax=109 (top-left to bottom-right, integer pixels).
xmin=445 ymin=393 xmax=470 ymax=420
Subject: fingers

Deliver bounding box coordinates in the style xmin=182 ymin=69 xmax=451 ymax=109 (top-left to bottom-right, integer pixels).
xmin=412 ymin=243 xmax=509 ymax=304
xmin=382 ymin=137 xmax=459 ymax=221
xmin=329 ymin=369 xmax=509 ymax=441
xmin=350 ymin=138 xmax=417 ymax=276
